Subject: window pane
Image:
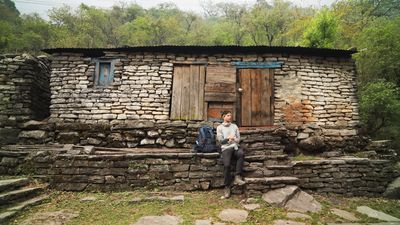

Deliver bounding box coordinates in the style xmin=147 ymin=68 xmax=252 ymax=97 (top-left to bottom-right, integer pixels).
xmin=99 ymin=62 xmax=111 ymax=86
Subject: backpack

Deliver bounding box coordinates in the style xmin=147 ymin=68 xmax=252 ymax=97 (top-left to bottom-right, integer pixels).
xmin=194 ymin=125 xmax=220 ymax=153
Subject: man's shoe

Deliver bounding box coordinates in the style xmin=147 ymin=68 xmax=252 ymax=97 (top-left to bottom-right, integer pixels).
xmin=233 ymin=175 xmax=246 ymax=186
xmin=221 ymin=187 xmax=231 ymax=199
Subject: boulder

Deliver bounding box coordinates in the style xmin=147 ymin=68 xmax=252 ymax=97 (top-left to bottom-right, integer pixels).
xmin=298 ymin=136 xmax=325 ymax=152
xmin=383 ymin=177 xmax=400 ymax=199
xmin=262 ymin=186 xmax=299 ymax=207
xmin=284 ymin=191 xmax=322 ymax=213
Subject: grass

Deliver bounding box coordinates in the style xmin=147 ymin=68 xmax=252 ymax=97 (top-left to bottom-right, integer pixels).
xmin=290 ymin=154 xmax=322 ymax=161
xmin=7 ymin=190 xmax=400 ymax=225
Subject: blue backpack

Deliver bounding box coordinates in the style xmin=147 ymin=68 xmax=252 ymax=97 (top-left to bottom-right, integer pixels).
xmin=194 ymin=126 xmax=220 ymax=153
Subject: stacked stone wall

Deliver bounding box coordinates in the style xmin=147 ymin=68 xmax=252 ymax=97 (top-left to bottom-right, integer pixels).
xmin=48 ymin=52 xmax=359 ymax=143
xmin=0 ymin=145 xmax=396 ymax=196
xmin=0 ymin=54 xmax=51 ymax=145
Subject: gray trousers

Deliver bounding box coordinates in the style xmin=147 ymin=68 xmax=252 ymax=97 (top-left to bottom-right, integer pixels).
xmin=221 ymin=147 xmax=244 ymax=187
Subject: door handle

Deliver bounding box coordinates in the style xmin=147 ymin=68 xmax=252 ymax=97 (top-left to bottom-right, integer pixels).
xmin=238 ymin=88 xmax=243 ymax=93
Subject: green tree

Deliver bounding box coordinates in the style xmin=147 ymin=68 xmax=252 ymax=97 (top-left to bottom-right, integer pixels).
xmin=359 ymin=80 xmax=400 ymax=136
xmin=0 ymin=0 xmax=19 ymax=21
xmin=354 ymin=16 xmax=400 ymax=86
xmin=301 ymin=8 xmax=338 ymax=48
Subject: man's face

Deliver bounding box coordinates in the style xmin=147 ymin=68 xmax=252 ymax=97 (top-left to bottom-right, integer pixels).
xmin=223 ymin=113 xmax=232 ymax=122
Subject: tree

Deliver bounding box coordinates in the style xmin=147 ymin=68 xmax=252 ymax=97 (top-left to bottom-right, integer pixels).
xmin=244 ymin=0 xmax=298 ymax=46
xmin=301 ymin=8 xmax=338 ymax=48
xmin=0 ymin=0 xmax=19 ymax=21
xmin=359 ymin=80 xmax=400 ymax=135
xmin=354 ymin=16 xmax=400 ymax=86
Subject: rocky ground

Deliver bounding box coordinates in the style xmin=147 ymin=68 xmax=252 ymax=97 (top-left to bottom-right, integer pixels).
xmin=4 ymin=188 xmax=400 ymax=225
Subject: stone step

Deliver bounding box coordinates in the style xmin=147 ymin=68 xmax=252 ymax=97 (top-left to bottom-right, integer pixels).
xmin=245 ymin=154 xmax=289 ymax=162
xmin=0 ymin=186 xmax=44 ymax=205
xmin=244 ymin=176 xmax=299 ymax=196
xmin=0 ymin=178 xmax=30 ymax=193
xmin=0 ymin=194 xmax=49 ymax=223
xmin=245 ymin=176 xmax=299 ymax=185
xmin=266 ymin=165 xmax=294 ymax=170
xmin=245 ymin=149 xmax=285 ymax=156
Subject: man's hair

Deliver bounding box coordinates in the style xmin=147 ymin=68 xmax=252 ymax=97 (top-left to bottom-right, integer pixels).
xmin=221 ymin=111 xmax=232 ymax=118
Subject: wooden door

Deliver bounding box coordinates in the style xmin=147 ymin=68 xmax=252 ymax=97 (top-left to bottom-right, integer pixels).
xmin=171 ymin=64 xmax=205 ymax=120
xmin=239 ymin=69 xmax=274 ymax=126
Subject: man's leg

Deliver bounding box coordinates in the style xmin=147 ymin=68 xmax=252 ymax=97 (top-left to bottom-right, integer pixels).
xmin=221 ymin=148 xmax=234 ymax=187
xmin=221 ymin=148 xmax=234 ymax=198
xmin=233 ymin=148 xmax=245 ymax=186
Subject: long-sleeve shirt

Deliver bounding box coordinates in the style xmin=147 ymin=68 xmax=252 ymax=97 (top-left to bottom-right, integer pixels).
xmin=216 ymin=122 xmax=240 ymax=151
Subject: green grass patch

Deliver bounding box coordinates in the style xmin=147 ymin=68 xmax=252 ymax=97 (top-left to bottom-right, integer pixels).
xmin=7 ymin=191 xmax=400 ymax=225
xmin=290 ymin=154 xmax=322 ymax=161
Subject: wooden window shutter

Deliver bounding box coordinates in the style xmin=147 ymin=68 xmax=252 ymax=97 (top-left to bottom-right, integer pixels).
xmin=171 ymin=65 xmax=205 ymax=120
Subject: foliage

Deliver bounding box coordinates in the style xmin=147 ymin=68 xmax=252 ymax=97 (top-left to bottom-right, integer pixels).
xmin=354 ymin=16 xmax=400 ymax=86
xmin=359 ymin=80 xmax=400 ymax=135
xmin=301 ymin=8 xmax=338 ymax=48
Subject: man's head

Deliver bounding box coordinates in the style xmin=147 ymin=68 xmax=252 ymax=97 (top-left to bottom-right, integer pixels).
xmin=221 ymin=111 xmax=233 ymax=123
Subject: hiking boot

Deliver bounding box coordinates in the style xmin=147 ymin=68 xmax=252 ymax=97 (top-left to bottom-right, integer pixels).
xmin=221 ymin=187 xmax=231 ymax=199
xmin=233 ymin=175 xmax=246 ymax=186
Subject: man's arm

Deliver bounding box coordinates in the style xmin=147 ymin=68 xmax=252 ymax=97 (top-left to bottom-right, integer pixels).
xmin=234 ymin=124 xmax=240 ymax=143
xmin=217 ymin=126 xmax=228 ymax=145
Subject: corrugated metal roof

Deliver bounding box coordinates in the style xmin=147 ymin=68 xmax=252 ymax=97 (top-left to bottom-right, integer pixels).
xmin=42 ymin=45 xmax=356 ymax=57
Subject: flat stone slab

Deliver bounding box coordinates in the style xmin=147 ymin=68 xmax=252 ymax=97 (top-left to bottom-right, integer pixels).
xmin=132 ymin=215 xmax=181 ymax=225
xmin=331 ymin=208 xmax=359 ymax=221
xmin=274 ymin=220 xmax=306 ymax=225
xmin=284 ymin=191 xmax=322 ymax=213
xmin=195 ymin=219 xmax=212 ymax=225
xmin=80 ymin=196 xmax=97 ymax=202
xmin=243 ymin=203 xmax=260 ymax=211
xmin=287 ymin=212 xmax=311 ymax=219
xmin=129 ymin=195 xmax=184 ymax=203
xmin=262 ymin=185 xmax=299 ymax=207
xmin=218 ymin=209 xmax=248 ymax=223
xmin=20 ymin=210 xmax=79 ymax=225
xmin=356 ymin=206 xmax=400 ymax=222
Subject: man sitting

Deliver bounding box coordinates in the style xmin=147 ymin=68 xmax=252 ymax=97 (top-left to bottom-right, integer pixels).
xmin=216 ymin=111 xmax=246 ymax=199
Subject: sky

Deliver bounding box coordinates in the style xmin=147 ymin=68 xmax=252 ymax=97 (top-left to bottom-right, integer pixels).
xmin=14 ymin=0 xmax=336 ymax=19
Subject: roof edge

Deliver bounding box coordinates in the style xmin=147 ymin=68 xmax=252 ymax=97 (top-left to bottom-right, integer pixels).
xmin=42 ymin=45 xmax=357 ymax=58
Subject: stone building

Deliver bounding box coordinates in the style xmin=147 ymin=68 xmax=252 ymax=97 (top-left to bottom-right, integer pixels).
xmin=1 ymin=47 xmax=398 ymax=196
xmin=40 ymin=46 xmax=360 ymax=151
xmin=0 ymin=54 xmax=51 ymax=145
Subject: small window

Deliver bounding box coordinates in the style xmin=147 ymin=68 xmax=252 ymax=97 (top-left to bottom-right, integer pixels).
xmin=94 ymin=60 xmax=114 ymax=86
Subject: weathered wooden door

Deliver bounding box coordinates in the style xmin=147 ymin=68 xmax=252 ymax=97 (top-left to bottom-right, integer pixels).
xmin=239 ymin=69 xmax=274 ymax=126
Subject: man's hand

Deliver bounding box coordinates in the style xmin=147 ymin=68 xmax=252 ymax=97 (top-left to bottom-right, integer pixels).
xmin=228 ymin=135 xmax=235 ymax=142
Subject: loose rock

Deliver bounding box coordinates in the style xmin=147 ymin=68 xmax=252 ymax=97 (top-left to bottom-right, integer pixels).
xmin=132 ymin=215 xmax=181 ymax=225
xmin=218 ymin=208 xmax=248 ymax=223
xmin=331 ymin=208 xmax=359 ymax=221
xmin=356 ymin=206 xmax=400 ymax=222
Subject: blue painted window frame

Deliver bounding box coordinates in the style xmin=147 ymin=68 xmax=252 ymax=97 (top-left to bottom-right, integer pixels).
xmin=94 ymin=59 xmax=115 ymax=87
xmin=232 ymin=61 xmax=284 ymax=69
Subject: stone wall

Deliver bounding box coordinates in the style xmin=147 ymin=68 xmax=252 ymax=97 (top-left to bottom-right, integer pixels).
xmin=18 ymin=120 xmax=286 ymax=151
xmin=277 ymin=158 xmax=397 ymax=197
xmin=0 ymin=54 xmax=51 ymax=145
xmin=47 ymin=51 xmax=360 ymax=149
xmin=0 ymin=145 xmax=397 ymax=196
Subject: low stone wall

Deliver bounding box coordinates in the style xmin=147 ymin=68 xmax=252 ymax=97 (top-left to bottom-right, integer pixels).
xmin=0 ymin=54 xmax=51 ymax=145
xmin=18 ymin=121 xmax=285 ymax=152
xmin=291 ymin=158 xmax=398 ymax=196
xmin=30 ymin=151 xmax=224 ymax=192
xmin=1 ymin=145 xmax=397 ymax=197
